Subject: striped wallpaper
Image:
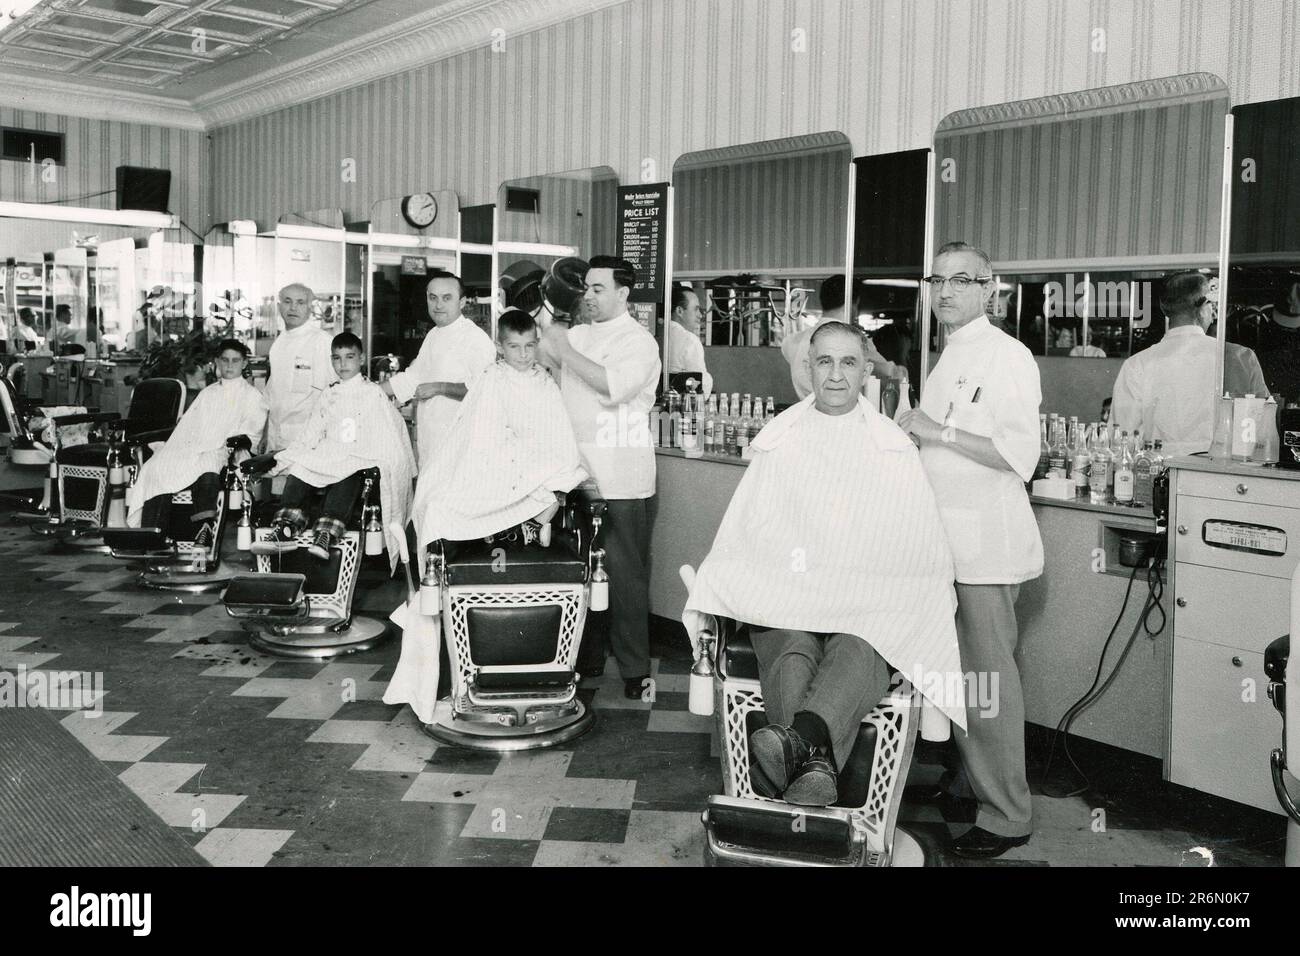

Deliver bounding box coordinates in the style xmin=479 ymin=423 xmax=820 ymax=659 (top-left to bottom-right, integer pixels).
xmin=0 ymin=108 xmax=207 ymax=234
xmin=206 ymin=0 xmax=1300 ymax=232
xmin=672 ymin=145 xmax=849 ymax=274
xmin=934 ymin=94 xmax=1227 ymax=264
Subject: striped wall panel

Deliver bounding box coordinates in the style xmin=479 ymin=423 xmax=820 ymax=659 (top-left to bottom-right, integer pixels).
xmin=934 ymin=97 xmax=1226 ymax=262
xmin=672 ymin=147 xmax=848 ymax=273
xmin=0 ymin=109 xmax=207 ymax=233
xmin=205 ymin=0 xmax=1300 ymax=232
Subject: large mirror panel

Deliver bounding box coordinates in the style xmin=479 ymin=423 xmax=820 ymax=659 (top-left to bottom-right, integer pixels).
xmin=930 ymin=74 xmax=1230 ymax=428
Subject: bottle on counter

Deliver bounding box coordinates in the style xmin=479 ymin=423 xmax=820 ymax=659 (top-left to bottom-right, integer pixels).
xmin=894 ymin=375 xmax=912 ymax=423
xmin=1260 ymin=395 xmax=1281 ymax=464
xmin=723 ymin=394 xmax=737 ymax=456
xmin=1089 ymin=423 xmax=1112 ymax=504
xmin=1105 ymin=424 xmax=1118 ymax=498
xmin=703 ymin=395 xmax=718 ymax=455
xmin=1048 ymin=417 xmax=1068 ymax=478
xmin=1152 ymin=440 xmax=1165 ymax=478
xmin=1209 ymin=392 xmax=1233 ymax=459
xmin=765 ymin=396 xmax=776 ymax=423
xmin=1113 ymin=432 xmax=1135 ymax=505
xmin=1035 ymin=413 xmax=1050 ymax=481
xmin=736 ymin=395 xmax=752 ymax=456
xmin=1132 ymin=441 xmax=1154 ymax=508
xmin=1071 ymin=422 xmax=1091 ymax=497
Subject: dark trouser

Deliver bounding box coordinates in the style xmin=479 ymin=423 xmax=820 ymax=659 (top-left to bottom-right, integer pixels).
xmin=749 ymin=627 xmax=892 ymax=771
xmin=275 ymin=472 xmax=363 ymax=534
xmin=947 ymin=582 xmax=1033 ymax=838
xmin=142 ymin=471 xmax=221 ymax=530
xmin=576 ymin=497 xmax=651 ymax=680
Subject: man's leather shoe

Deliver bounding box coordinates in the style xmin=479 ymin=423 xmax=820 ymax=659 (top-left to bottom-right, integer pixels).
xmin=949 ymin=826 xmax=1031 ymax=859
xmin=783 ymin=750 xmax=838 ymax=807
xmin=623 ymin=676 xmax=650 ymax=700
xmin=748 ymin=724 xmax=813 ymax=792
xmin=749 ymin=762 xmax=783 ymax=799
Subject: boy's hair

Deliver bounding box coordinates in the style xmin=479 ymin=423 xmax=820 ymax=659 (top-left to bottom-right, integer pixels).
xmin=331 ymin=331 xmax=364 ymax=353
xmin=497 ymin=309 xmax=537 ymax=339
xmin=215 ymin=338 xmax=249 ymax=359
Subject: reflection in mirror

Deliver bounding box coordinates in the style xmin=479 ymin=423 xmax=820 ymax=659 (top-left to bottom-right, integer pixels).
xmin=94 ymin=238 xmax=141 ymax=354
xmin=3 ymin=254 xmax=47 ymax=348
xmin=496 ymin=166 xmax=618 ymax=330
xmin=201 ymin=222 xmax=263 ymax=348
xmin=931 ymin=75 xmax=1230 ymax=426
xmin=274 ymin=208 xmax=346 ymax=345
xmin=52 ymin=247 xmax=89 ymax=354
xmin=362 ymin=191 xmax=461 ymax=368
xmin=853 ymin=148 xmax=930 ymax=409
xmin=1229 ymin=94 xmax=1300 ymax=408
xmin=671 ymin=133 xmax=851 ymax=405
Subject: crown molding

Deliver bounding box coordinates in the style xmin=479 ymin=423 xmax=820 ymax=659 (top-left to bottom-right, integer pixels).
xmin=195 ymin=0 xmax=633 ymax=129
xmin=0 ymin=69 xmax=207 ymax=131
xmin=936 ymin=72 xmax=1230 ymax=136
xmin=673 ymin=131 xmax=853 ymax=172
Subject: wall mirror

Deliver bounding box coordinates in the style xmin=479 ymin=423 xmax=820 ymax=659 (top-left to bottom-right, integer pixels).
xmin=273 ymin=208 xmax=346 ymax=344
xmin=1227 ymin=94 xmax=1300 ymax=406
xmin=930 ymin=73 xmax=1230 ymax=421
xmin=359 ymin=190 xmax=461 ymax=366
xmin=495 ymin=165 xmax=619 ymax=333
xmin=670 ymin=132 xmax=852 ymax=404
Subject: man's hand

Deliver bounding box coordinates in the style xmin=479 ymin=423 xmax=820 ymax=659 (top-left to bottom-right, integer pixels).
xmin=897 ymin=408 xmax=945 ymax=444
xmin=413 ymin=382 xmax=441 ymax=402
xmin=541 ymin=324 xmax=571 ymax=365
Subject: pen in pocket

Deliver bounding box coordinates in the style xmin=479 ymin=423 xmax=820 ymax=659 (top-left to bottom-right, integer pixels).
xmin=971 ymin=387 xmax=982 ymax=403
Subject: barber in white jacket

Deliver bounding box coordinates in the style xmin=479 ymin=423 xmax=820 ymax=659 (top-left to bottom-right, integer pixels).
xmin=266 ymin=283 xmax=336 ymax=450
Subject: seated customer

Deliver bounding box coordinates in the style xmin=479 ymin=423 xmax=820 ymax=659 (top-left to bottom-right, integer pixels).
xmin=684 ymin=322 xmax=965 ymax=806
xmin=412 ymin=309 xmax=586 ymax=550
xmin=126 ymin=339 xmax=268 ymax=544
xmin=255 ymin=332 xmax=416 ymax=568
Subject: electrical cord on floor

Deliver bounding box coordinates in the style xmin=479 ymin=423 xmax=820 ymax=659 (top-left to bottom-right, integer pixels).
xmin=1039 ymin=556 xmax=1166 ymax=798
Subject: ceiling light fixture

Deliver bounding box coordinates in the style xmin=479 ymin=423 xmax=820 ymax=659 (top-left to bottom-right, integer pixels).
xmin=0 ymin=200 xmax=177 ymax=229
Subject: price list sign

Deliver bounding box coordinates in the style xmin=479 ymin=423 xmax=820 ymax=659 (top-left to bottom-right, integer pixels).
xmin=617 ymin=183 xmax=668 ymax=303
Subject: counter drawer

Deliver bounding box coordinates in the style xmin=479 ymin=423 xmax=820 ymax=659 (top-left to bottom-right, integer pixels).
xmin=1176 ymin=469 xmax=1300 ymax=510
xmin=1173 ymin=494 xmax=1300 ymax=580
xmin=1169 ymin=637 xmax=1282 ymax=814
xmin=1172 ymin=563 xmax=1290 ymax=653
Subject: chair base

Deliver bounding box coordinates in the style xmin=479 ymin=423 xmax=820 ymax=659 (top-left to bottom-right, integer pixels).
xmin=139 ymin=564 xmax=237 ymax=593
xmin=246 ymin=614 xmax=390 ymax=660
xmin=31 ymin=517 xmax=107 ymax=549
xmin=422 ymin=698 xmax=595 ymax=752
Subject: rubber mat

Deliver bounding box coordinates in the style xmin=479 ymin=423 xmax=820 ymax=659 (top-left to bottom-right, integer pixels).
xmin=0 ymin=706 xmax=206 ymax=867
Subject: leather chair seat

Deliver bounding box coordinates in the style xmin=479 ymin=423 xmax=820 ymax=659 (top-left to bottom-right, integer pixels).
xmin=444 ymin=536 xmax=585 ymax=586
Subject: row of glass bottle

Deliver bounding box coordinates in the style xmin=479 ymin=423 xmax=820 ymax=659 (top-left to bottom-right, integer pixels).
xmin=1034 ymin=414 xmax=1166 ymax=508
xmin=661 ymin=392 xmax=777 ymax=456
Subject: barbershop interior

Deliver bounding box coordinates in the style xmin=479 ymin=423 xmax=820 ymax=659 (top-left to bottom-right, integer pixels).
xmin=1 ymin=0 xmax=1298 ymax=872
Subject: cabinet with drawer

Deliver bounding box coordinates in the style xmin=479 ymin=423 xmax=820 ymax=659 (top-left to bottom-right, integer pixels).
xmin=1168 ymin=462 xmax=1298 ymax=814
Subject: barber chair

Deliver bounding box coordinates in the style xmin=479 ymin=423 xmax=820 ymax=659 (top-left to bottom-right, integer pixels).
xmin=100 ymin=436 xmax=252 ymax=593
xmin=1267 ymin=559 xmax=1300 ymax=866
xmin=221 ymin=464 xmax=389 ymax=659
xmin=690 ymin=616 xmax=926 ymax=867
xmin=407 ymin=485 xmax=607 ymax=751
xmin=0 ymin=373 xmax=55 ymax=516
xmin=30 ymin=378 xmax=185 ymax=546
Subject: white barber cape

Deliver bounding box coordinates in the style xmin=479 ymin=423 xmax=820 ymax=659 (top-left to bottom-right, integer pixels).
xmin=266 ymin=321 xmax=336 ymax=449
xmin=684 ymin=394 xmax=967 ymax=730
xmin=273 ymin=375 xmax=416 ymax=573
xmin=386 ymin=316 xmax=495 ymax=468
xmin=412 ymin=360 xmax=586 ymax=548
xmin=126 ymin=378 xmax=268 ymax=527
xmin=919 ymin=315 xmax=1043 ymax=584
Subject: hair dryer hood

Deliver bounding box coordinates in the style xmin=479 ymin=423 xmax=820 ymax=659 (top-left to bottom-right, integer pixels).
xmin=543 ymin=257 xmax=589 ymax=314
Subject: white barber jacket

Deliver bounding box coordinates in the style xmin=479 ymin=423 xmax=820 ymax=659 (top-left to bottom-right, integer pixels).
xmin=387 ymin=315 xmax=496 ymax=469
xmin=560 ymin=312 xmax=661 ymax=500
xmin=665 ymin=320 xmax=713 ymax=395
xmin=266 ymin=321 xmax=336 ymax=450
xmin=919 ymin=315 xmax=1044 ymax=585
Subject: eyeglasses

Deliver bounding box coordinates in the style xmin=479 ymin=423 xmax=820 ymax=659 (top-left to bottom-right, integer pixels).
xmin=923 ymin=274 xmax=992 ymax=292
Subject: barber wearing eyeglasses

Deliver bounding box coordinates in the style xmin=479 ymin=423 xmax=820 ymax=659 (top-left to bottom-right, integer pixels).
xmin=897 ymin=241 xmax=1042 ymax=859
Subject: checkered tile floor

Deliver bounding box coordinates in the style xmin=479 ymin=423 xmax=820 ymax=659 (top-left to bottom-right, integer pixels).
xmin=0 ymin=514 xmax=1287 ymax=867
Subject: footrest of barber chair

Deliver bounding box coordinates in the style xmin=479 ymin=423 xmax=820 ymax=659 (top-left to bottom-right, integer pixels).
xmin=222 ymin=573 xmax=310 ymax=623
xmin=702 ymin=796 xmax=869 ymax=867
xmin=104 ymin=527 xmax=173 ymax=558
xmin=424 ymin=696 xmax=594 ymax=752
xmin=473 ymin=667 xmax=576 ymax=692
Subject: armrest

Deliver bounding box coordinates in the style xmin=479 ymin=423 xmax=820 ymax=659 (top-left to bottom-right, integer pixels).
xmin=226 ymin=434 xmax=253 ymax=452
xmin=241 ymin=453 xmax=278 ymax=476
xmin=52 ymin=411 xmax=119 ymax=429
xmin=568 ymin=483 xmax=607 ymax=517
xmin=123 ymin=426 xmax=175 ymax=446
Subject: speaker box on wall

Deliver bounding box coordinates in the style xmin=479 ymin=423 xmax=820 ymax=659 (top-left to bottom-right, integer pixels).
xmin=115 ymin=166 xmax=172 ymax=213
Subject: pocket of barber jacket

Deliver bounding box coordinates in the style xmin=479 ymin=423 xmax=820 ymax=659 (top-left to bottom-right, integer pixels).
xmin=950 ymin=393 xmax=994 ymax=438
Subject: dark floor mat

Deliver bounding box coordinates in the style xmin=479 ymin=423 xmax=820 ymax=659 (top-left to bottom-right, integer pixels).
xmin=0 ymin=706 xmax=206 ymax=867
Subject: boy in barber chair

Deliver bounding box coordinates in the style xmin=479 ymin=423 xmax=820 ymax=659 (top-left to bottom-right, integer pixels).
xmin=251 ymin=332 xmax=416 ymax=564
xmin=125 ymin=339 xmax=268 ymax=545
xmin=412 ymin=309 xmax=586 ymax=553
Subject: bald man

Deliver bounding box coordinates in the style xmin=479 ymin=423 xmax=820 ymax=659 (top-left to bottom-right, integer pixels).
xmin=266 ymin=283 xmax=337 ymax=449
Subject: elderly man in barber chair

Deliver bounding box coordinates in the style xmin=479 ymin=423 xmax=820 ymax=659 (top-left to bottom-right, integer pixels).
xmin=685 ymin=322 xmax=965 ymax=805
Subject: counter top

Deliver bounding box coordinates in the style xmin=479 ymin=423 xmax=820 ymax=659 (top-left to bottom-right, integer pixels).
xmin=1166 ymin=454 xmax=1300 ymax=483
xmin=654 ymin=446 xmax=751 ymax=468
xmin=1029 ymin=494 xmax=1154 ymax=519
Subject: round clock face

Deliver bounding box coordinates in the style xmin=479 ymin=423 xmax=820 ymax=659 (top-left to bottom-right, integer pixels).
xmin=402 ymin=192 xmax=438 ymax=229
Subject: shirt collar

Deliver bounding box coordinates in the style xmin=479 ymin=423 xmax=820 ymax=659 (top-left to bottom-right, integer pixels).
xmin=1165 ymin=324 xmax=1206 ymax=338
xmin=944 ymin=313 xmax=991 ymax=343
